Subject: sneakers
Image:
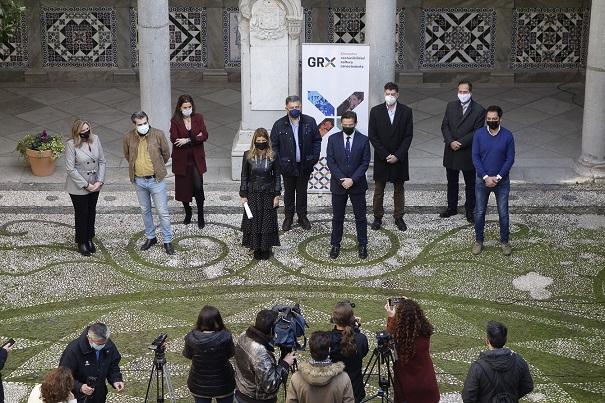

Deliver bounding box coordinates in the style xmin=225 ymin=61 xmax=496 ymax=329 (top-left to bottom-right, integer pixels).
xmin=471 ymin=242 xmax=483 ymax=255
xmin=501 ymin=243 xmax=512 ymax=256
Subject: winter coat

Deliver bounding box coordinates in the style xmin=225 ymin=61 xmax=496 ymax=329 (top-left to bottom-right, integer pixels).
xmin=123 ymin=127 xmax=171 ymax=183
xmin=286 ymin=361 xmax=355 ymax=403
xmin=441 ymin=99 xmax=486 ymax=171
xmin=239 ymin=152 xmax=282 ymax=197
xmin=368 ymin=102 xmax=413 ymax=183
xmin=270 ymin=114 xmax=321 ymax=177
xmin=0 ymin=348 xmax=7 ymax=402
xmin=234 ymin=327 xmax=290 ymax=403
xmin=462 ymin=348 xmax=533 ymax=403
xmin=58 ymin=327 xmax=123 ymax=403
xmin=183 ymin=329 xmax=236 ymax=398
xmin=329 ymin=327 xmax=369 ymax=402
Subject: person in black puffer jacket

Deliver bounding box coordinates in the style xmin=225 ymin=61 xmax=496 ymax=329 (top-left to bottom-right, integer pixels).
xmin=183 ymin=306 xmax=236 ymax=403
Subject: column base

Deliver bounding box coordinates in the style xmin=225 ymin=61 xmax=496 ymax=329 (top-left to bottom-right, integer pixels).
xmin=575 ymin=155 xmax=605 ymax=181
xmin=231 ymin=125 xmax=254 ymax=180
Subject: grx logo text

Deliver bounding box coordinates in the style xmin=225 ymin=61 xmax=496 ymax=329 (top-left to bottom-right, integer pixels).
xmin=307 ymin=57 xmax=336 ymax=68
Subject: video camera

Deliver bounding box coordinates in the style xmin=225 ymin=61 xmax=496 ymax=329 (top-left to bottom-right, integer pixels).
xmin=375 ymin=330 xmax=392 ymax=352
xmin=149 ymin=333 xmax=168 ymax=362
xmin=388 ymin=297 xmax=405 ymax=307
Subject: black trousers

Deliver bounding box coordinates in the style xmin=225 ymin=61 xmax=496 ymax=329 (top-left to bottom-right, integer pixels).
xmin=69 ymin=192 xmax=100 ymax=243
xmin=331 ymin=191 xmax=367 ymax=247
xmin=446 ymin=168 xmax=476 ymax=213
xmin=282 ymin=173 xmax=309 ymax=217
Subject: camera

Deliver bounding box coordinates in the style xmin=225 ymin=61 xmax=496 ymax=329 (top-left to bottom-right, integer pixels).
xmin=149 ymin=333 xmax=167 ymax=350
xmin=1 ymin=338 xmax=15 ymax=348
xmin=86 ymin=376 xmax=98 ymax=388
xmin=388 ymin=297 xmax=405 ymax=307
xmin=375 ymin=330 xmax=392 ymax=350
xmin=339 ymin=299 xmax=356 ymax=309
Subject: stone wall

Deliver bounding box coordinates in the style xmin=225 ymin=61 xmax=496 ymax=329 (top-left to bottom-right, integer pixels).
xmin=0 ymin=0 xmax=591 ymax=83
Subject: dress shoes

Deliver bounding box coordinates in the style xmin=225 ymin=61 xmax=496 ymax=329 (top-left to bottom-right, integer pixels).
xmin=395 ymin=218 xmax=408 ymax=232
xmin=358 ymin=245 xmax=368 ymax=259
xmin=253 ymin=250 xmax=262 ymax=260
xmin=371 ymin=217 xmax=382 ymax=230
xmin=329 ymin=246 xmax=340 ymax=259
xmin=298 ymin=216 xmax=311 ymax=230
xmin=78 ymin=242 xmax=91 ymax=257
xmin=164 ymin=242 xmax=175 ymax=255
xmin=86 ymin=240 xmax=96 ymax=253
xmin=140 ymin=237 xmax=158 ymax=251
xmin=282 ymin=216 xmax=293 ymax=231
xmin=439 ymin=209 xmax=458 ymax=218
xmin=198 ymin=212 xmax=205 ymax=229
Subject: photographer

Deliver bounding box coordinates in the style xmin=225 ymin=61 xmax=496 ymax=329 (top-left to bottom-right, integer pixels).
xmin=183 ymin=305 xmax=236 ymax=403
xmin=384 ymin=297 xmax=439 ymax=403
xmin=329 ymin=302 xmax=369 ymax=403
xmin=59 ymin=323 xmax=124 ymax=403
xmin=0 ymin=339 xmax=14 ymax=403
xmin=234 ymin=310 xmax=295 ymax=403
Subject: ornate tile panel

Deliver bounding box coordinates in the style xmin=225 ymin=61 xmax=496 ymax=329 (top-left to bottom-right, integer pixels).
xmin=223 ymin=7 xmax=240 ymax=67
xmin=0 ymin=13 xmax=28 ymax=68
xmin=420 ymin=8 xmax=495 ymax=69
xmin=303 ymin=7 xmax=312 ymax=43
xmin=396 ymin=8 xmax=405 ymax=68
xmin=40 ymin=7 xmax=117 ymax=68
xmin=130 ymin=7 xmax=207 ymax=69
xmin=511 ymin=8 xmax=589 ymax=70
xmin=328 ymin=7 xmax=365 ymax=44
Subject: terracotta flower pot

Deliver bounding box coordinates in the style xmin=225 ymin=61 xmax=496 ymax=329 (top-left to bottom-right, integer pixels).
xmin=25 ymin=149 xmax=56 ymax=176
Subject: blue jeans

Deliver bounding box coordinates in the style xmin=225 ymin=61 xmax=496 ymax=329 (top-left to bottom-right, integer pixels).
xmin=195 ymin=395 xmax=234 ymax=403
xmin=474 ymin=177 xmax=510 ymax=243
xmin=134 ymin=177 xmax=173 ymax=243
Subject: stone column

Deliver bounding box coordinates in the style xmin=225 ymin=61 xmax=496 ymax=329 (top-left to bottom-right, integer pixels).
xmin=365 ymin=0 xmax=396 ymax=107
xmin=575 ymin=1 xmax=605 ymax=180
xmin=137 ymin=0 xmax=172 ymax=137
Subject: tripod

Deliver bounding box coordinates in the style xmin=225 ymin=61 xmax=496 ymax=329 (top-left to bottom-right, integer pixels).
xmin=144 ymin=346 xmax=176 ymax=403
xmin=361 ymin=345 xmax=396 ymax=403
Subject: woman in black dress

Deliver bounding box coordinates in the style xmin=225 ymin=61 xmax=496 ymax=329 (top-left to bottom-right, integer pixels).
xmin=239 ymin=128 xmax=281 ymax=260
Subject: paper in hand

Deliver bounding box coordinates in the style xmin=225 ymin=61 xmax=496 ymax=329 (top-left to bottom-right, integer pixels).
xmin=244 ymin=202 xmax=253 ymax=219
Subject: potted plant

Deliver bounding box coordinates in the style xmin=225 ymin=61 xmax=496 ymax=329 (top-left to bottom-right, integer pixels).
xmin=16 ymin=130 xmax=65 ymax=176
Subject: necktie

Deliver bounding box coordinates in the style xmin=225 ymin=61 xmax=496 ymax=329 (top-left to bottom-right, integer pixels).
xmin=345 ymin=136 xmax=351 ymax=165
xmin=462 ymin=102 xmax=469 ymax=115
xmin=96 ymin=350 xmax=100 ymax=361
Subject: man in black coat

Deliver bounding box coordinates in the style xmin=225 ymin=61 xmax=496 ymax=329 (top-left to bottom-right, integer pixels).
xmin=270 ymin=95 xmax=322 ymax=231
xmin=326 ymin=111 xmax=371 ymax=259
xmin=0 ymin=340 xmax=13 ymax=403
xmin=462 ymin=321 xmax=533 ymax=403
xmin=59 ymin=323 xmax=124 ymax=403
xmin=440 ymin=80 xmax=486 ymax=222
xmin=368 ymin=82 xmax=413 ymax=232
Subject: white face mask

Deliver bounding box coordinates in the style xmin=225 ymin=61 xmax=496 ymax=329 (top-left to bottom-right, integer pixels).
xmin=137 ymin=123 xmax=150 ymax=135
xmin=385 ymin=95 xmax=397 ymax=106
xmin=182 ymin=108 xmax=192 ymax=117
xmin=458 ymin=93 xmax=472 ymax=104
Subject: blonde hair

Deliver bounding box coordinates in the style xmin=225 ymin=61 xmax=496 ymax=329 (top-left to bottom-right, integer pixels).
xmin=70 ymin=119 xmax=94 ymax=147
xmin=247 ymin=128 xmax=274 ymax=161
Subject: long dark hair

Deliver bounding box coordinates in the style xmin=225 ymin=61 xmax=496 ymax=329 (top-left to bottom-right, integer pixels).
xmin=195 ymin=305 xmax=226 ymax=332
xmin=331 ymin=302 xmax=357 ymax=357
xmin=393 ymin=299 xmax=433 ymax=363
xmin=173 ymin=94 xmax=196 ymax=122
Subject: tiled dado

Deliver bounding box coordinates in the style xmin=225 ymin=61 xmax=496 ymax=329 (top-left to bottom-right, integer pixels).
xmin=130 ymin=7 xmax=208 ymax=69
xmin=0 ymin=13 xmax=28 ymax=68
xmin=511 ymin=8 xmax=589 ymax=70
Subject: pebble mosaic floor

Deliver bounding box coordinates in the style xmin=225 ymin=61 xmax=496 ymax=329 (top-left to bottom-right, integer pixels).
xmin=0 ymin=185 xmax=604 ymax=402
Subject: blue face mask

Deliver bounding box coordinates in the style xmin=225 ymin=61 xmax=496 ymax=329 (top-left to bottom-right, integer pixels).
xmin=90 ymin=342 xmax=105 ymax=351
xmin=288 ymin=109 xmax=301 ymax=119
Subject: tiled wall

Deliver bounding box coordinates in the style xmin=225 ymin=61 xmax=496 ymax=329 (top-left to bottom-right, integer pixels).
xmin=0 ymin=1 xmax=591 ymax=76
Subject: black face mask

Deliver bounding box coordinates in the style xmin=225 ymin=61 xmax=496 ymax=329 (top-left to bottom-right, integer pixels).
xmin=343 ymin=127 xmax=355 ymax=135
xmin=255 ymin=142 xmax=268 ymax=150
xmin=79 ymin=130 xmax=90 ymax=140
xmin=487 ymin=121 xmax=500 ymax=130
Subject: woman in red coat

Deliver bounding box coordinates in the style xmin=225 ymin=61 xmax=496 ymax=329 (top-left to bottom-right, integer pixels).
xmin=385 ymin=297 xmax=440 ymax=403
xmin=170 ymin=94 xmax=208 ymax=228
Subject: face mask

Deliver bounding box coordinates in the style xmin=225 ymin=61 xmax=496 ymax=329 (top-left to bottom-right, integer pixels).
xmin=137 ymin=123 xmax=150 ymax=136
xmin=343 ymin=127 xmax=355 ymax=135
xmin=255 ymin=142 xmax=268 ymax=150
xmin=385 ymin=95 xmax=397 ymax=106
xmin=181 ymin=108 xmax=192 ymax=117
xmin=90 ymin=342 xmax=105 ymax=351
xmin=487 ymin=121 xmax=499 ymax=130
xmin=458 ymin=93 xmax=471 ymax=103
xmin=79 ymin=130 xmax=90 ymax=140
xmin=288 ymin=109 xmax=301 ymax=119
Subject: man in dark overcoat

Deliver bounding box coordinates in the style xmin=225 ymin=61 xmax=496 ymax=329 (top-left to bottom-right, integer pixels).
xmin=368 ymin=82 xmax=413 ymax=232
xmin=440 ymin=80 xmax=486 ymax=222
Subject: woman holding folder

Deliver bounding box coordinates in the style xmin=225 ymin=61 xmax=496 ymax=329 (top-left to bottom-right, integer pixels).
xmin=239 ymin=128 xmax=281 ymax=260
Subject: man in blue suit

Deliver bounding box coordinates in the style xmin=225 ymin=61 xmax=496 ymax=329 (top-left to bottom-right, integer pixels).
xmin=326 ymin=111 xmax=371 ymax=259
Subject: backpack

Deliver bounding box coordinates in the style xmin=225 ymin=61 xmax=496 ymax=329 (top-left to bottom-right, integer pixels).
xmin=476 ymin=359 xmax=518 ymax=403
xmin=271 ymin=304 xmax=309 ymax=350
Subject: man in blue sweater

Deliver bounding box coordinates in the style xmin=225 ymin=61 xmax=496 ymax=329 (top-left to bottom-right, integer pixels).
xmin=471 ymin=105 xmax=515 ymax=256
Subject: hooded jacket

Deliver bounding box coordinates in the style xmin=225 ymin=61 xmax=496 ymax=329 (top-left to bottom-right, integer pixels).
xmin=58 ymin=327 xmax=123 ymax=403
xmin=286 ymin=361 xmax=355 ymax=403
xmin=183 ymin=329 xmax=235 ymax=398
xmin=462 ymin=348 xmax=533 ymax=403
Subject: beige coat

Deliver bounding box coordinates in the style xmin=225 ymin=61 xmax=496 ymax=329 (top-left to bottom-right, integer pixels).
xmin=123 ymin=127 xmax=170 ymax=182
xmin=286 ymin=361 xmax=355 ymax=403
xmin=65 ymin=136 xmax=106 ymax=195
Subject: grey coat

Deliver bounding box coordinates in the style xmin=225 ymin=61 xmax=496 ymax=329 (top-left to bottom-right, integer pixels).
xmin=65 ymin=137 xmax=106 ymax=195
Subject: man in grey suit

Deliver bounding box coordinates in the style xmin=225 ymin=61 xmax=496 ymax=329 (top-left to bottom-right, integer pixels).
xmin=440 ymin=80 xmax=486 ymax=222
